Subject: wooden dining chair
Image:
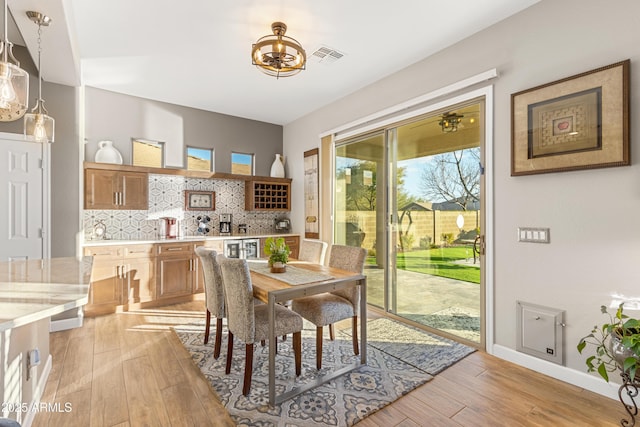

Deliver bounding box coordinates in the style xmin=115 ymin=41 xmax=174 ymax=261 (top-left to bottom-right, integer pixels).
xmin=217 ymin=255 xmax=303 ymax=396
xmin=195 ymin=247 xmax=225 ymax=359
xmin=291 ymin=244 xmax=367 ymax=370
xmin=298 ymin=239 xmax=328 ymax=265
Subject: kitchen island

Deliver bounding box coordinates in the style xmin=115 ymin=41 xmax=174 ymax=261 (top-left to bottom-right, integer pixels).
xmin=0 ymin=257 xmax=92 ymax=427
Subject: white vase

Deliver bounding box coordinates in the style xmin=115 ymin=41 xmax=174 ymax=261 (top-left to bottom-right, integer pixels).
xmin=270 ymin=154 xmax=285 ymax=178
xmin=95 ymin=140 xmax=123 ymax=164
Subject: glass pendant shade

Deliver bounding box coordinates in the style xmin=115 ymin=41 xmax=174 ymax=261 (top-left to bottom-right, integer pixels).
xmin=0 ymin=59 xmax=29 ymax=121
xmin=252 ymin=22 xmax=306 ymax=78
xmin=24 ymin=110 xmax=54 ymax=143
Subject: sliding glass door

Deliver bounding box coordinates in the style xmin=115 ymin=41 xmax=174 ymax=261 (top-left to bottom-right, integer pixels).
xmin=334 ymin=99 xmax=485 ymax=345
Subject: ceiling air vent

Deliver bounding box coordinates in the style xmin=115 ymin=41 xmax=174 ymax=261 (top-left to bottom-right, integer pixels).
xmin=310 ymin=46 xmax=345 ymax=64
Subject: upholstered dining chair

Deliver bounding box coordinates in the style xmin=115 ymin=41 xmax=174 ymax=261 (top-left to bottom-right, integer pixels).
xmin=298 ymin=239 xmax=328 ymax=265
xmin=195 ymin=247 xmax=225 ymax=359
xmin=217 ymin=255 xmax=304 ymax=396
xmin=291 ymin=244 xmax=367 ymax=370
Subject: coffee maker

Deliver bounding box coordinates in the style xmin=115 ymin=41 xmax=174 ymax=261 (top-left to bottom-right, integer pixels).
xmin=219 ymin=213 xmax=232 ymax=235
xmin=159 ymin=217 xmax=178 ymax=239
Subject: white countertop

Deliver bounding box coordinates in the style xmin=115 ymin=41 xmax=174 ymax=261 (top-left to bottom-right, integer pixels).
xmin=83 ymin=233 xmax=299 ymax=247
xmin=0 ymin=257 xmax=93 ymax=332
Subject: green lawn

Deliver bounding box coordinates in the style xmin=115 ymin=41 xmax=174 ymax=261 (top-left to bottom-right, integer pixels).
xmin=367 ymin=246 xmax=480 ymax=284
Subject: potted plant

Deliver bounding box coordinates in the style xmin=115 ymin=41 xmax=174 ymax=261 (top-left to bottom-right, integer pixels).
xmin=577 ymin=303 xmax=640 ymax=382
xmin=263 ymin=237 xmax=290 ymax=273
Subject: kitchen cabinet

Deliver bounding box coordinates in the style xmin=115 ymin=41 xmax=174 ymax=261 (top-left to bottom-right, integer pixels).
xmin=84 ymin=168 xmax=148 ymax=210
xmin=156 ymin=241 xmax=203 ymax=300
xmin=83 ymin=244 xmax=156 ymax=315
xmin=245 ymin=179 xmax=291 ymax=211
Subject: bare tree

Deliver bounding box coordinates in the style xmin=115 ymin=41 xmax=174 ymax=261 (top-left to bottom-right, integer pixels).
xmin=419 ymin=148 xmax=480 ymax=210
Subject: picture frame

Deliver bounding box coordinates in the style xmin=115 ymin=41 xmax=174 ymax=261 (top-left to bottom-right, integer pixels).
xmin=184 ymin=190 xmax=215 ymax=211
xmin=511 ymin=59 xmax=629 ymax=176
xmin=304 ymin=148 xmax=319 ymax=239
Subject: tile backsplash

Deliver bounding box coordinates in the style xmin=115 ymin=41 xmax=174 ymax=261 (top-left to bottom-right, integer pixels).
xmin=84 ymin=174 xmax=289 ymax=240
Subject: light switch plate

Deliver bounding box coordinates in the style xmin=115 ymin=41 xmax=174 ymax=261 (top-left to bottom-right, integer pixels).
xmin=518 ymin=227 xmax=550 ymax=243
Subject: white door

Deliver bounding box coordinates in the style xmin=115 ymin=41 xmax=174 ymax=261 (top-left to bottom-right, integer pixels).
xmin=0 ymin=134 xmax=47 ymax=261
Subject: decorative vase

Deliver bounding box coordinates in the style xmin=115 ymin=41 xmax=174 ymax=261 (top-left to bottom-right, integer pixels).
xmin=270 ymin=154 xmax=285 ymax=178
xmin=270 ymin=261 xmax=286 ymax=273
xmin=95 ymin=140 xmax=123 ymax=164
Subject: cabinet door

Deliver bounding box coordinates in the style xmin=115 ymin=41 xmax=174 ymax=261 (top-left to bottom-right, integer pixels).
xmin=156 ymin=255 xmax=194 ymax=299
xmin=120 ymin=172 xmax=148 ymax=210
xmin=125 ymin=257 xmax=156 ymax=304
xmin=87 ymin=262 xmax=124 ymax=313
xmin=283 ymin=235 xmax=300 ymax=259
xmin=84 ymin=169 xmax=118 ymax=209
xmin=192 ymin=254 xmax=205 ymax=294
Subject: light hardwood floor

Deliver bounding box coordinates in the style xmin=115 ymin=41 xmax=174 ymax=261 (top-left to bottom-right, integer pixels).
xmin=34 ymin=301 xmax=625 ymax=426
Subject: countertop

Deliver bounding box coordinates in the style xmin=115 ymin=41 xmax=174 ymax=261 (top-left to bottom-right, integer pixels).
xmin=0 ymin=257 xmax=93 ymax=332
xmin=83 ymin=233 xmax=300 ymax=247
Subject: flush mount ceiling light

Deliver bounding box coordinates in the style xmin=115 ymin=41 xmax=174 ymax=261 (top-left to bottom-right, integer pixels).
xmin=439 ymin=112 xmax=464 ymax=133
xmin=251 ymin=22 xmax=306 ymax=78
xmin=24 ymin=11 xmax=54 ymax=143
xmin=0 ymin=0 xmax=29 ymax=121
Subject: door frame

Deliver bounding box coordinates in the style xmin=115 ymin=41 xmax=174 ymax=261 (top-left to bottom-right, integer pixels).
xmin=328 ymin=85 xmax=494 ymax=351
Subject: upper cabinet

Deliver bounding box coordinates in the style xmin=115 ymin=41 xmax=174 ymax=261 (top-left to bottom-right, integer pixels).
xmin=245 ymin=180 xmax=291 ymax=211
xmin=85 ymin=168 xmax=148 ymax=210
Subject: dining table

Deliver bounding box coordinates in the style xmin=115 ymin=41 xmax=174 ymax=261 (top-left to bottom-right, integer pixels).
xmin=247 ymin=259 xmax=367 ymax=406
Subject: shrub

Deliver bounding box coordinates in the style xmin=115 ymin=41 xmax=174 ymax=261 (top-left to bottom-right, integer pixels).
xmin=419 ymin=236 xmax=431 ymax=249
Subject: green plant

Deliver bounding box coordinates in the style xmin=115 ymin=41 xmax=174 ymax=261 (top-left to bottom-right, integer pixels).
xmin=577 ymin=303 xmax=640 ymax=382
xmin=263 ymin=237 xmax=290 ymax=266
xmin=441 ymin=233 xmax=454 ymax=246
xmin=400 ymin=233 xmax=415 ymax=251
xmin=419 ymin=236 xmax=431 ymax=249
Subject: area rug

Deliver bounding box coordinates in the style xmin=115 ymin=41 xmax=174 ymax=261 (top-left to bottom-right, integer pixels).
xmin=402 ymin=306 xmax=481 ymax=343
xmin=174 ymin=318 xmax=474 ymax=426
xmin=355 ymin=318 xmax=476 ymax=375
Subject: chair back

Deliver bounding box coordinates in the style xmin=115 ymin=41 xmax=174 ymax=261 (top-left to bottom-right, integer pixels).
xmin=298 ymin=239 xmax=328 ymax=265
xmin=195 ymin=247 xmax=225 ymax=318
xmin=217 ymin=256 xmax=255 ymax=343
xmin=328 ymin=244 xmax=367 ymax=308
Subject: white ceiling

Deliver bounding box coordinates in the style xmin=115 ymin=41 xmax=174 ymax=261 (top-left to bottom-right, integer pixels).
xmin=8 ymin=0 xmax=539 ymax=125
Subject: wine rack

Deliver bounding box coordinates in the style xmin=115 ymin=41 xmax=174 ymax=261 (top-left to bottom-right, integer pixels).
xmin=245 ymin=180 xmax=291 ymax=211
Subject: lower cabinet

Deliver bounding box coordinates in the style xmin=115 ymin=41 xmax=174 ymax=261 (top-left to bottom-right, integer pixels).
xmin=83 ymin=244 xmax=155 ymax=316
xmin=83 ymin=236 xmax=299 ymax=316
xmin=156 ymin=242 xmax=198 ymax=300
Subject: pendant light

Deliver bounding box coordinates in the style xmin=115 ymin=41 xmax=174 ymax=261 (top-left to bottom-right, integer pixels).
xmin=0 ymin=0 xmax=28 ymax=121
xmin=24 ymin=11 xmax=53 ymax=143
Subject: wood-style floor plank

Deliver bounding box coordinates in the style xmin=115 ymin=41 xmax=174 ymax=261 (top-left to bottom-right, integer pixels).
xmin=33 ymin=301 xmax=626 ymax=427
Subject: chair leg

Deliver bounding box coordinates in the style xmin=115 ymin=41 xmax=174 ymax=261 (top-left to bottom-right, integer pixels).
xmin=225 ymin=332 xmax=234 ymax=375
xmin=352 ymin=316 xmax=359 ymax=356
xmin=316 ymin=326 xmax=323 ymax=370
xmin=204 ymin=309 xmax=211 ymax=344
xmin=213 ymin=318 xmax=223 ymax=359
xmin=293 ymin=331 xmax=302 ymax=376
xmin=329 ymin=324 xmax=335 ymax=341
xmin=242 ymin=343 xmax=254 ymax=396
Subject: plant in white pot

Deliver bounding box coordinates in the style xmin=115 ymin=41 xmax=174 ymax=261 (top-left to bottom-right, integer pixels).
xmin=263 ymin=237 xmax=290 ymax=273
xmin=577 ymin=303 xmax=640 ymax=382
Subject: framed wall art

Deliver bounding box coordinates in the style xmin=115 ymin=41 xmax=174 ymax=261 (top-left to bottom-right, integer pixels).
xmin=185 ymin=190 xmax=215 ymax=211
xmin=304 ymin=148 xmax=319 ymax=239
xmin=511 ymin=59 xmax=629 ymax=176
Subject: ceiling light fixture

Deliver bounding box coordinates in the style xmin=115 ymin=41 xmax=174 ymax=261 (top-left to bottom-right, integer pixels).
xmin=24 ymin=11 xmax=54 ymax=143
xmin=0 ymin=0 xmax=28 ymax=121
xmin=251 ymin=22 xmax=306 ymax=79
xmin=439 ymin=112 xmax=464 ymax=133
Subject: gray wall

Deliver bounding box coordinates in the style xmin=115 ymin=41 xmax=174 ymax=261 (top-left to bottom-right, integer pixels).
xmin=84 ymin=87 xmax=283 ymax=176
xmin=284 ymin=0 xmax=640 ymax=398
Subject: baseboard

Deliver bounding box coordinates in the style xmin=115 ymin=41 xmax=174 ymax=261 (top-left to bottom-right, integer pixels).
xmin=492 ymin=344 xmax=620 ymax=400
xmin=20 ymin=354 xmax=52 ymax=427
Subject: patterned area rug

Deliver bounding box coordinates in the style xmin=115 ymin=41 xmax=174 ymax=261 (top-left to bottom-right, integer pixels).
xmin=174 ymin=318 xmax=474 ymax=426
xmin=402 ymin=306 xmax=481 ymax=343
